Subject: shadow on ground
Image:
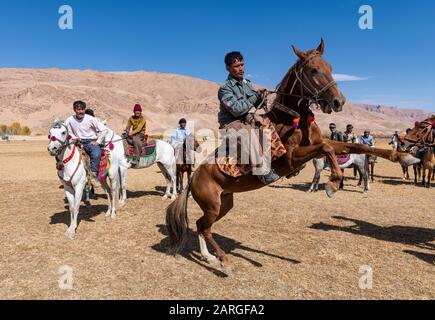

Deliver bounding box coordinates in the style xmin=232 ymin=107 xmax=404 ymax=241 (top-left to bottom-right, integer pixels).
xmin=50 ymin=204 xmax=108 ymax=227
xmin=152 ymin=224 xmax=301 ymax=277
xmin=311 ymin=216 xmax=435 ymax=252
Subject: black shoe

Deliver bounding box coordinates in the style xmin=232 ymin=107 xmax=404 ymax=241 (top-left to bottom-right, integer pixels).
xmin=258 ymin=171 xmax=281 ymax=185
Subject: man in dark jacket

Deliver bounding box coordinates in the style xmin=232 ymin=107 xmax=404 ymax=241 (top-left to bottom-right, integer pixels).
xmin=218 ymin=51 xmax=279 ymax=184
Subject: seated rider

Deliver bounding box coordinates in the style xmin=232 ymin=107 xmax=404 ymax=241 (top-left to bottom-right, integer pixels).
xmin=66 ymin=101 xmax=108 ymax=181
xmin=126 ymin=104 xmax=147 ymax=165
xmin=171 ymin=118 xmax=191 ymax=164
xmin=360 ymin=130 xmax=375 ymax=147
xmin=218 ymin=51 xmax=278 ymax=185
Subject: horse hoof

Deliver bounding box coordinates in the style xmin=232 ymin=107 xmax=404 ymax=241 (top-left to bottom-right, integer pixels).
xmin=325 ymin=183 xmax=338 ymax=198
xmin=221 ymin=265 xmax=233 ymax=276
xmin=65 ymin=231 xmax=76 ymax=239
xmin=307 ymin=189 xmax=313 ymax=193
xmin=162 ymin=195 xmax=169 ymax=201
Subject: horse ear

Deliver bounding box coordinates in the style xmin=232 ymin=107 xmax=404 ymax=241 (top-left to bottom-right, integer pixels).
xmin=317 ymin=38 xmax=325 ymax=55
xmin=292 ymin=45 xmax=307 ymax=60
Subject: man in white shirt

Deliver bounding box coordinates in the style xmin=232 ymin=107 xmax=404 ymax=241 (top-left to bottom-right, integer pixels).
xmin=66 ymin=101 xmax=107 ymax=176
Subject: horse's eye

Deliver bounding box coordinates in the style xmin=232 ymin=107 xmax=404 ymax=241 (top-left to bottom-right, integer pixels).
xmin=311 ymin=69 xmax=318 ymax=75
xmin=62 ymin=131 xmax=66 ymax=135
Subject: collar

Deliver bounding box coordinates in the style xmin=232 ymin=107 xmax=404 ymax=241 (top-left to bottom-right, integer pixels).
xmin=62 ymin=145 xmax=76 ymax=165
xmin=227 ymin=75 xmax=248 ymax=87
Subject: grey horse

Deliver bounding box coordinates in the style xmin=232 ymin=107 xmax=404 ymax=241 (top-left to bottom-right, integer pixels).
xmin=308 ymin=154 xmax=369 ymax=193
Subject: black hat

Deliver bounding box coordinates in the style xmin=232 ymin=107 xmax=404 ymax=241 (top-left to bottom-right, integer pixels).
xmin=85 ymin=109 xmax=95 ymax=117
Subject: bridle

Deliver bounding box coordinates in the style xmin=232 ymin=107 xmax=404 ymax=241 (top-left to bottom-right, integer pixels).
xmin=404 ymin=120 xmax=435 ymax=147
xmin=271 ymin=54 xmax=338 ymax=108
xmin=48 ymin=124 xmax=72 ymax=157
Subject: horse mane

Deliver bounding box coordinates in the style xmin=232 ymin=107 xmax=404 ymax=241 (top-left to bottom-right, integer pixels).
xmin=52 ymin=119 xmax=65 ymax=129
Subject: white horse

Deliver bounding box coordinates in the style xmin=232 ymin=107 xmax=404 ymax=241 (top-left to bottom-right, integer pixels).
xmin=48 ymin=121 xmax=128 ymax=239
xmin=126 ymin=137 xmax=177 ymax=200
xmin=308 ymin=154 xmax=370 ymax=193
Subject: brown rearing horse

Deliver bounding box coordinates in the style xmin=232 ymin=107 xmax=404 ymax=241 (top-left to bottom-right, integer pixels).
xmin=166 ymin=39 xmax=420 ymax=274
xmin=175 ymin=134 xmax=200 ymax=194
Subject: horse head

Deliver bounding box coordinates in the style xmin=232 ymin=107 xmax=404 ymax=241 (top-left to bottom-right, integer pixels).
xmin=47 ymin=121 xmax=70 ymax=156
xmin=275 ymin=38 xmax=346 ymax=115
xmin=403 ymin=115 xmax=435 ymax=150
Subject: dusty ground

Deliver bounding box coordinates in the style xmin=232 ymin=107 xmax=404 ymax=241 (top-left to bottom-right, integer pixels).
xmin=0 ymin=140 xmax=433 ymax=300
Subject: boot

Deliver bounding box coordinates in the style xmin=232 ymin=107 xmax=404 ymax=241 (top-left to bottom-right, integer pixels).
xmin=258 ymin=170 xmax=281 ymax=185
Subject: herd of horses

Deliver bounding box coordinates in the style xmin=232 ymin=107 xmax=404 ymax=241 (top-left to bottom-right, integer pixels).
xmin=47 ymin=40 xmax=433 ymax=275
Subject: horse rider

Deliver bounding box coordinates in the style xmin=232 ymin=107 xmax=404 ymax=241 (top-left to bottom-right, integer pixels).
xmin=125 ymin=104 xmax=147 ymax=166
xmin=171 ymin=118 xmax=192 ymax=164
xmin=343 ymin=124 xmax=357 ymax=143
xmin=66 ymin=101 xmax=108 ymax=182
xmin=360 ymin=130 xmax=375 ymax=147
xmin=329 ymin=123 xmax=344 ymax=142
xmin=218 ymin=51 xmax=278 ymax=185
xmin=389 ymin=130 xmax=400 ymax=150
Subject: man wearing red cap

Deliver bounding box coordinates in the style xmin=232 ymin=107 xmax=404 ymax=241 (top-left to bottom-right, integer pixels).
xmin=126 ymin=104 xmax=147 ymax=165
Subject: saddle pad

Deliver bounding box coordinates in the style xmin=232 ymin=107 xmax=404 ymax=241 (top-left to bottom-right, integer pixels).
xmin=336 ymin=154 xmax=351 ymax=165
xmin=126 ymin=141 xmax=157 ymax=158
xmin=216 ymin=120 xmax=287 ymax=178
xmin=98 ymin=149 xmax=110 ymax=181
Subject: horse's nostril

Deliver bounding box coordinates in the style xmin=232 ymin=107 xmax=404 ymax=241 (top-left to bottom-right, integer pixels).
xmin=333 ymin=99 xmax=341 ymax=108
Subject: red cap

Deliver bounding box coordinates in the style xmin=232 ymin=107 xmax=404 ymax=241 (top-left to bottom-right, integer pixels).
xmin=134 ymin=104 xmax=142 ymax=113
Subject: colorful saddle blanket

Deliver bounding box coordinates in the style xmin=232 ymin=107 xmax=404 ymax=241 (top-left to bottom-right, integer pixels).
xmin=125 ymin=140 xmax=157 ymax=168
xmin=216 ymin=119 xmax=287 ymax=178
xmin=336 ymin=154 xmax=351 ymax=166
xmin=98 ymin=149 xmax=111 ymax=181
xmin=126 ymin=140 xmax=157 ymax=158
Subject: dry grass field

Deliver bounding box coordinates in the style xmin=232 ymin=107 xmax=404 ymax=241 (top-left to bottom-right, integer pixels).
xmin=0 ymin=140 xmax=433 ymax=300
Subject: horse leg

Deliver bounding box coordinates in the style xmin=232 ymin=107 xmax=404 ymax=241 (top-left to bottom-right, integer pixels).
xmin=187 ymin=168 xmax=193 ymax=197
xmin=176 ymin=167 xmax=181 ymax=194
xmin=327 ymin=141 xmax=420 ymax=167
xmin=339 ymin=169 xmax=345 ymax=191
xmin=64 ymin=187 xmax=77 ymax=239
xmin=308 ymin=159 xmax=322 ymax=193
xmin=100 ymin=179 xmax=113 ymax=218
xmin=427 ymin=167 xmax=433 ymax=188
xmin=157 ymin=162 xmax=173 ymax=200
xmin=197 ymin=193 xmax=234 ymax=269
xmin=371 ymin=163 xmax=375 ymax=182
xmin=193 ymin=180 xmax=233 ymax=274
xmin=290 ymin=143 xmax=343 ymax=197
xmin=119 ymin=166 xmax=127 ymax=208
xmin=180 ymin=170 xmax=185 ymax=194
xmin=84 ymin=183 xmax=91 ymax=209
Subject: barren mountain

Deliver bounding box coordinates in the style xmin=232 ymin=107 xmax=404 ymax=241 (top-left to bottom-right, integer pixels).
xmin=0 ymin=68 xmax=432 ymax=136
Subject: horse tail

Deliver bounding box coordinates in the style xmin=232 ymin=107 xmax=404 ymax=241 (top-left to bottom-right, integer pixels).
xmin=166 ymin=182 xmax=191 ymax=254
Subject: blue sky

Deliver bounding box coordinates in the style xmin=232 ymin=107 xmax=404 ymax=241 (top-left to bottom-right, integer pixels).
xmin=0 ymin=0 xmax=434 ymax=111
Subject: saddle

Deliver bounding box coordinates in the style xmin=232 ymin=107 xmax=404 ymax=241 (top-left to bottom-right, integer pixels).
xmin=216 ymin=116 xmax=287 ymax=178
xmin=78 ymin=146 xmax=111 ymax=184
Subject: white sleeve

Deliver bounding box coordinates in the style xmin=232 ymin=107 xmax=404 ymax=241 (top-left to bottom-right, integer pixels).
xmin=93 ymin=118 xmax=108 ymax=144
xmin=65 ymin=117 xmax=78 ymax=141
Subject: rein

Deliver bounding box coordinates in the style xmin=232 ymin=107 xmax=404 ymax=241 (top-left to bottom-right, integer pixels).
xmin=271 ymin=56 xmax=337 ymax=108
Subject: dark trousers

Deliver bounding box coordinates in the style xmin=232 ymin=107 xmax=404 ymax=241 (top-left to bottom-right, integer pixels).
xmin=132 ymin=133 xmax=145 ymax=160
xmin=82 ymin=140 xmax=102 ymax=174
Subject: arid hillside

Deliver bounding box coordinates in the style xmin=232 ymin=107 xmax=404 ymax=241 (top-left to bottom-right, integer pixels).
xmin=0 ymin=68 xmax=432 ymax=136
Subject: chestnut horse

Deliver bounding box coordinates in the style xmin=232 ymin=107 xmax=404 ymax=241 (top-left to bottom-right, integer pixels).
xmin=404 ymin=116 xmax=435 ymax=187
xmin=166 ymin=39 xmax=420 ymax=274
